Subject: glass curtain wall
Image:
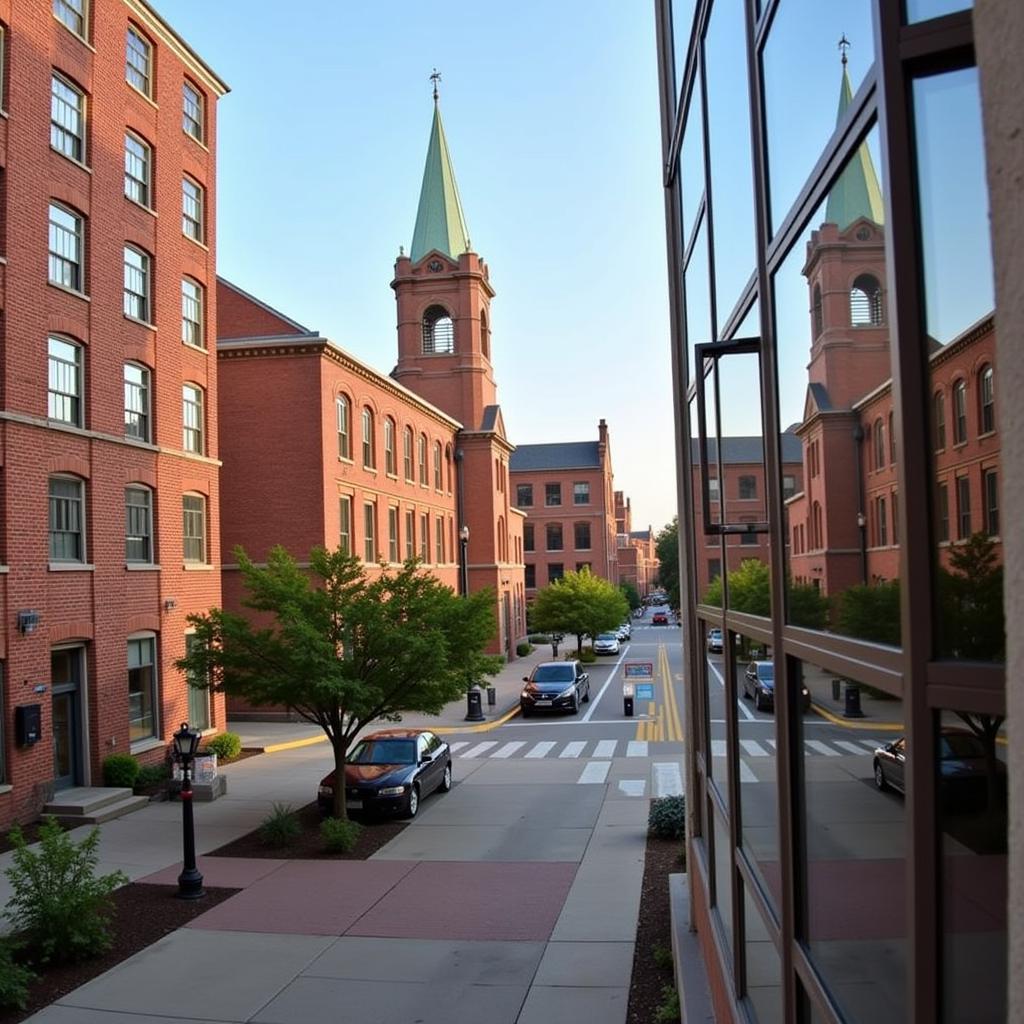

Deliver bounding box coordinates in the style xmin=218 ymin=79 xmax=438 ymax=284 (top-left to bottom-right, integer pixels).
xmin=655 ymin=1 xmax=1005 ymax=1022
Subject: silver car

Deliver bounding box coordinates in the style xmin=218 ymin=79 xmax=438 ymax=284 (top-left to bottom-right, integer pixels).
xmin=593 ymin=632 xmax=620 ymax=655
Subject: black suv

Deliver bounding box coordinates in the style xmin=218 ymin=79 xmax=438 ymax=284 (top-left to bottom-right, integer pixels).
xmin=520 ymin=661 xmax=590 ymax=716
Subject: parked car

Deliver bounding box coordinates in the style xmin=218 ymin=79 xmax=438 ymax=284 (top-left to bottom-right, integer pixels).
xmin=521 ymin=660 xmax=590 ymax=716
xmin=317 ymin=728 xmax=451 ymax=819
xmin=652 ymin=612 xmax=669 ymax=625
xmin=707 ymin=628 xmax=723 ymax=653
xmin=742 ymin=660 xmax=811 ymax=712
xmin=873 ymin=727 xmax=1008 ymax=808
xmin=593 ymin=632 xmax=620 ymax=655
xmin=616 ymin=622 xmax=632 ymax=641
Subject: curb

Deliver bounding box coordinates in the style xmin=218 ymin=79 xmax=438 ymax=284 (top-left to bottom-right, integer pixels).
xmin=809 ymin=701 xmax=903 ymax=731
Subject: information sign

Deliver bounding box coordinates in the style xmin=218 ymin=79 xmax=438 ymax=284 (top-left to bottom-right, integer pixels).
xmin=623 ymin=661 xmax=654 ymax=680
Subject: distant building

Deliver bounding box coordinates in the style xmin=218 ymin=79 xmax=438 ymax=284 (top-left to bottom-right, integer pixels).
xmin=614 ymin=492 xmax=658 ymax=597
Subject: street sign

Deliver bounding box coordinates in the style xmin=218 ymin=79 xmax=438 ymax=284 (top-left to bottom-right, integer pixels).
xmin=624 ymin=661 xmax=654 ymax=680
xmin=635 ymin=682 xmax=655 ymax=701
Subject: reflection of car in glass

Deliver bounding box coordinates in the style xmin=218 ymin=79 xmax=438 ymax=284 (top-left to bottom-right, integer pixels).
xmin=873 ymin=728 xmax=1007 ymax=807
xmin=652 ymin=612 xmax=669 ymax=625
xmin=317 ymin=729 xmax=451 ymax=819
xmin=707 ymin=628 xmax=723 ymax=653
xmin=521 ymin=661 xmax=590 ymax=716
xmin=742 ymin=660 xmax=811 ymax=712
xmin=593 ymin=632 xmax=620 ymax=655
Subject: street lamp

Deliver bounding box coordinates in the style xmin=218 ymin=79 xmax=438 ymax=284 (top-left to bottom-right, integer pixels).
xmin=856 ymin=510 xmax=868 ymax=585
xmin=459 ymin=524 xmax=470 ymax=597
xmin=172 ymin=722 xmax=205 ymax=900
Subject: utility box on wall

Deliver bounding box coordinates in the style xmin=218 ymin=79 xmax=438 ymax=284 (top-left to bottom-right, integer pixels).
xmin=15 ymin=705 xmax=41 ymax=746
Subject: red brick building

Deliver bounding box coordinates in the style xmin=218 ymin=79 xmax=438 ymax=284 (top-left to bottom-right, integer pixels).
xmin=614 ymin=492 xmax=658 ymax=598
xmin=510 ymin=420 xmax=619 ymax=598
xmin=0 ymin=0 xmax=227 ymax=821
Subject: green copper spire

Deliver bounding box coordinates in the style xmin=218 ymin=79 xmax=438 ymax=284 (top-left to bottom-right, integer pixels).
xmin=825 ymin=57 xmax=885 ymax=230
xmin=410 ymin=80 xmax=470 ymax=263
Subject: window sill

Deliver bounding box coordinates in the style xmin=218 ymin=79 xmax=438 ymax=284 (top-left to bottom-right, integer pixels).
xmin=126 ymin=563 xmax=160 ymax=571
xmin=49 ymin=562 xmax=95 ymax=572
xmin=364 ymin=467 xmax=378 ymax=475
xmin=48 ymin=281 xmax=90 ymax=302
xmin=184 ymin=233 xmax=208 ymax=251
xmin=184 ymin=131 xmax=209 ymax=154
xmin=124 ymin=314 xmax=156 ymax=330
xmin=125 ymin=195 xmax=157 ymax=217
xmin=337 ymin=455 xmax=354 ymax=465
xmin=0 ymin=565 xmax=8 ymax=573
xmin=386 ymin=472 xmax=399 ymax=481
xmin=53 ymin=17 xmax=96 ymax=51
xmin=978 ymin=430 xmax=996 ymax=440
xmin=50 ymin=146 xmax=92 ymax=174
xmin=182 ymin=341 xmax=208 ymax=354
xmin=126 ymin=82 xmax=159 ymax=111
xmin=183 ymin=563 xmax=215 ymax=571
xmin=131 ymin=737 xmax=164 ymax=755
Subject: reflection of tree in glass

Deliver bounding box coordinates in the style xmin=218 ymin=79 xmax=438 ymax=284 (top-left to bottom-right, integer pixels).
xmin=787 ymin=581 xmax=829 ymax=630
xmin=702 ymin=559 xmax=770 ymax=617
xmin=949 ymin=711 xmax=1006 ymax=844
xmin=937 ymin=532 xmax=1005 ymax=662
xmin=835 ymin=580 xmax=901 ymax=646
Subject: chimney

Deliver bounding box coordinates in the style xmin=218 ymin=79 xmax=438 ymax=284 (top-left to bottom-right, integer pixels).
xmin=598 ymin=418 xmax=608 ymax=446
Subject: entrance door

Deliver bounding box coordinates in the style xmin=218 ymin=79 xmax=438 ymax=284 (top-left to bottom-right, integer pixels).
xmin=51 ymin=648 xmax=82 ymax=790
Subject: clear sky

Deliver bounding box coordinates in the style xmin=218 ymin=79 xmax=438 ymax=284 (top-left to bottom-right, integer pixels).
xmin=156 ymin=1 xmax=677 ymax=533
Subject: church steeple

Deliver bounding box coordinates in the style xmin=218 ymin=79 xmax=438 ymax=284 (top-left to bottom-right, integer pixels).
xmin=410 ymin=79 xmax=471 ymax=263
xmin=825 ymin=54 xmax=885 ymax=230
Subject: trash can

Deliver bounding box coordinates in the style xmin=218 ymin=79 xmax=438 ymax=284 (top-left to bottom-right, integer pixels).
xmin=486 ymin=686 xmax=496 ymax=707
xmin=831 ymin=678 xmax=842 ymax=702
xmin=843 ymin=684 xmax=865 ymax=719
xmin=465 ymin=688 xmax=484 ymax=722
xmin=623 ymin=695 xmax=634 ymax=717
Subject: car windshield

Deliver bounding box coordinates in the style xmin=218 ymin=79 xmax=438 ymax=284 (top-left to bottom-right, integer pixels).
xmin=756 ymin=663 xmax=774 ymax=680
xmin=532 ymin=665 xmax=574 ymax=683
xmin=597 ymin=633 xmax=616 ymax=641
xmin=939 ymin=733 xmax=987 ymax=759
xmin=350 ymin=738 xmax=417 ymax=765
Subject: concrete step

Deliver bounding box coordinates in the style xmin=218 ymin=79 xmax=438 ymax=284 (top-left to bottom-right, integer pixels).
xmin=43 ymin=786 xmax=144 ymax=821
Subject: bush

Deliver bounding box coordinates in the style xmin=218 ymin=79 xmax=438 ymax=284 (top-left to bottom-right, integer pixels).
xmin=0 ymin=940 xmax=34 ymax=1010
xmin=516 ymin=642 xmax=532 ymax=657
xmin=204 ymin=731 xmax=242 ymax=761
xmin=648 ymin=795 xmax=686 ymax=840
xmin=135 ymin=763 xmax=170 ymax=789
xmin=320 ymin=816 xmax=363 ymax=853
xmin=102 ymin=753 xmax=140 ymax=788
xmin=654 ymin=984 xmax=681 ymax=1023
xmin=652 ymin=943 xmax=674 ymax=970
xmin=578 ymin=648 xmax=597 ymax=664
xmin=527 ymin=633 xmax=550 ymax=644
xmin=259 ymin=803 xmax=301 ymax=848
xmin=4 ymin=818 xmax=127 ymax=965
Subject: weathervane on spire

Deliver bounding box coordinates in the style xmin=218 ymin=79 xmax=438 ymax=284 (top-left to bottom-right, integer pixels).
xmin=430 ymin=68 xmax=442 ymax=103
xmin=838 ymin=34 xmax=850 ymax=67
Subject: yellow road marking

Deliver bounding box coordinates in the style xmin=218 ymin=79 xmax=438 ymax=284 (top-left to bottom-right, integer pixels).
xmin=809 ymin=701 xmax=903 ymax=732
xmin=661 ymin=645 xmax=684 ymax=742
xmin=434 ymin=705 xmax=522 ymax=734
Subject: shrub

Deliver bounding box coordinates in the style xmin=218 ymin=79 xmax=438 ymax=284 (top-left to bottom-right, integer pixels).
xmin=578 ymin=648 xmax=597 ymax=664
xmin=648 ymin=795 xmax=686 ymax=840
xmin=4 ymin=818 xmax=127 ymax=965
xmin=528 ymin=633 xmax=550 ymax=644
xmin=204 ymin=731 xmax=242 ymax=761
xmin=653 ymin=943 xmax=674 ymax=970
xmin=654 ymin=984 xmax=681 ymax=1023
xmin=320 ymin=816 xmax=363 ymax=853
xmin=0 ymin=940 xmax=34 ymax=1010
xmin=102 ymin=753 xmax=140 ymax=788
xmin=516 ymin=642 xmax=532 ymax=657
xmin=259 ymin=803 xmax=301 ymax=848
xmin=135 ymin=763 xmax=170 ymax=789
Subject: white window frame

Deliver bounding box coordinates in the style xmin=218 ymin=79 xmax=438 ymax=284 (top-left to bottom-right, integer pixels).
xmin=361 ymin=408 xmax=375 ymax=469
xmin=128 ymin=633 xmax=159 ymax=746
xmin=418 ymin=434 xmax=428 ymax=485
xmin=573 ymin=481 xmax=590 ymax=505
xmin=51 ymin=74 xmax=85 ymax=163
xmin=384 ymin=418 xmax=396 ymax=475
xmin=363 ymin=502 xmax=377 ymax=562
xmin=182 ymin=493 xmax=207 ymax=563
xmin=388 ymin=506 xmax=399 ymax=562
xmin=124 ymin=362 xmax=150 ymax=442
xmin=339 ymin=496 xmax=352 ymax=555
xmin=49 ymin=203 xmax=84 ymax=293
xmin=126 ymin=25 xmax=152 ymax=97
xmin=181 ymin=277 xmax=204 ymax=348
xmin=435 ymin=517 xmax=444 ymax=563
xmin=54 ymin=0 xmax=87 ymax=39
xmin=124 ymin=132 xmax=151 ymax=207
xmin=182 ymin=177 xmax=204 ymax=242
xmin=405 ymin=509 xmax=415 ymax=560
xmin=182 ymin=80 xmax=204 ymax=141
xmin=433 ymin=442 xmax=442 ymax=490
xmin=184 ymin=632 xmax=211 ymax=731
xmin=336 ymin=396 xmax=351 ymax=459
xmin=123 ymin=245 xmax=150 ymax=323
xmin=420 ymin=512 xmax=430 ymax=562
xmin=403 ymin=427 xmax=414 ymax=481
xmin=182 ymin=383 xmax=204 ymax=454
xmin=48 ymin=335 xmax=82 ymax=426
xmin=125 ymin=485 xmax=153 ymax=564
xmin=49 ymin=475 xmax=85 ymax=562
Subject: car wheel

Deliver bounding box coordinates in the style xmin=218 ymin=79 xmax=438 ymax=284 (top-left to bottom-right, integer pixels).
xmin=521 ymin=705 xmax=531 ymax=718
xmin=754 ymin=690 xmax=765 ymax=712
xmin=873 ymin=760 xmax=888 ymax=792
xmin=582 ymin=684 xmax=590 ymax=703
xmin=569 ymin=693 xmax=579 ymax=715
xmin=405 ymin=784 xmax=420 ymax=818
xmin=439 ymin=762 xmax=452 ymax=793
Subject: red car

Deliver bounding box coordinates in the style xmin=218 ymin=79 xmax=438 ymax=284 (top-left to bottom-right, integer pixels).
xmin=652 ymin=612 xmax=669 ymax=625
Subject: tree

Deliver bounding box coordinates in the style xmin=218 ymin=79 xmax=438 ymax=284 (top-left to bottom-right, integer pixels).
xmin=531 ymin=567 xmax=630 ymax=654
xmin=835 ymin=580 xmax=901 ymax=646
xmin=788 ymin=580 xmax=830 ymax=630
xmin=937 ymin=532 xmax=1005 ymax=661
xmin=655 ymin=518 xmax=681 ymax=612
xmin=176 ymin=545 xmax=501 ymax=819
xmin=619 ymin=581 xmax=641 ymax=611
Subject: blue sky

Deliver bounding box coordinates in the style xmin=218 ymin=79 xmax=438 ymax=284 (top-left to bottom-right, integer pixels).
xmin=158 ymin=1 xmax=676 ymax=532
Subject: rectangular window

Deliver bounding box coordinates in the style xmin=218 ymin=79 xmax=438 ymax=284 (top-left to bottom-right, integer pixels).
xmin=336 ymin=398 xmax=350 ymax=459
xmin=185 ymin=633 xmax=210 ymax=731
xmin=361 ymin=409 xmax=375 ymax=469
xmin=892 ymin=491 xmax=899 ymax=545
xmin=956 ymin=476 xmax=971 ymax=539
xmin=54 ymin=0 xmax=86 ymax=37
xmin=124 ymin=363 xmax=150 ymax=441
xmin=953 ymin=383 xmax=968 ymax=444
xmin=937 ymin=482 xmax=950 ymax=543
xmin=338 ymin=496 xmax=352 ymax=555
xmin=418 ymin=435 xmax=428 ymax=484
xmin=48 ymin=203 xmax=83 ymax=292
xmin=574 ymin=522 xmax=591 ymax=549
xmin=128 ymin=636 xmax=157 ymax=744
xmin=420 ymin=513 xmax=429 ymax=562
xmin=983 ymin=469 xmax=998 ymax=536
xmin=546 ymin=523 xmax=563 ymax=551
xmin=934 ymin=392 xmax=947 ymax=451
xmin=125 ymin=486 xmax=152 ymax=563
xmin=405 ymin=509 xmax=415 ymax=560
xmin=384 ymin=420 xmax=396 ymax=475
xmin=182 ymin=80 xmax=203 ymax=141
xmin=182 ymin=494 xmax=206 ymax=563
xmin=980 ymin=369 xmax=995 ymax=434
xmin=182 ymin=384 xmax=204 ymax=454
xmin=124 ymin=133 xmax=150 ymax=206
xmin=363 ymin=503 xmax=376 ymax=562
xmin=51 ymin=75 xmax=85 ymax=162
xmin=388 ymin=507 xmax=399 ymax=562
xmin=523 ymin=523 xmax=534 ymax=552
xmin=573 ymin=481 xmax=590 ymax=505
xmin=548 ymin=562 xmax=564 ymax=583
xmin=524 ymin=563 xmax=536 ymax=588
xmin=435 ymin=517 xmax=444 ymax=563
xmin=49 ymin=476 xmax=84 ymax=561
xmin=123 ymin=246 xmax=150 ymax=322
xmin=782 ymin=475 xmax=796 ymax=500
xmin=181 ymin=278 xmax=203 ymax=347
xmin=126 ymin=26 xmax=151 ymax=96
xmin=876 ymin=496 xmax=888 ymax=547
xmin=708 ymin=558 xmax=721 ymax=581
xmin=48 ymin=336 xmax=81 ymax=425
xmin=545 ymin=483 xmax=561 ymax=506
xmin=516 ymin=484 xmax=533 ymax=507
xmin=740 ymin=531 xmax=758 ymax=546
xmin=182 ymin=178 xmax=203 ymax=241
xmin=709 ymin=477 xmax=720 ymax=503
xmin=433 ymin=444 xmax=442 ymax=490
xmin=739 ymin=475 xmax=757 ymax=499
xmin=404 ymin=430 xmax=414 ymax=481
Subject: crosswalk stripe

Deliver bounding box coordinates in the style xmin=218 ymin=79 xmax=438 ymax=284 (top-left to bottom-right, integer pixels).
xmin=805 ymin=740 xmax=840 ymax=757
xmin=490 ymin=742 xmax=526 ymax=759
xmin=835 ymin=740 xmax=870 ymax=755
xmin=626 ymin=741 xmax=648 ymax=757
xmin=524 ymin=741 xmax=557 ymax=759
xmin=740 ymin=739 xmax=769 ymax=757
xmin=653 ymin=762 xmax=684 ymax=797
xmin=448 ymin=741 xmax=470 ymax=753
xmin=559 ymin=741 xmax=587 ymax=759
xmin=460 ymin=741 xmax=497 ymax=759
xmin=860 ymin=739 xmax=885 ymax=752
xmin=593 ymin=740 xmax=617 ymax=758
xmin=711 ymin=739 xmax=727 ymax=757
xmin=578 ymin=762 xmax=611 ymax=784
xmin=766 ymin=739 xmax=777 ymax=748
xmin=739 ymin=760 xmax=757 ymax=783
xmin=619 ymin=779 xmax=646 ymax=797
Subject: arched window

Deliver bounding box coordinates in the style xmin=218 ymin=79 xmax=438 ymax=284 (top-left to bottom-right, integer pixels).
xmin=361 ymin=407 xmax=375 ymax=469
xmin=480 ymin=309 xmax=490 ymax=359
xmin=384 ymin=417 xmax=396 ymax=475
xmin=873 ymin=417 xmax=886 ymax=470
xmin=433 ymin=441 xmax=443 ymax=490
xmin=850 ymin=274 xmax=883 ymax=326
xmin=933 ymin=391 xmax=946 ymax=451
xmin=445 ymin=444 xmax=453 ymax=493
xmin=421 ymin=305 xmax=454 ymax=354
xmin=979 ymin=364 xmax=995 ymax=434
xmin=418 ymin=433 xmax=428 ymax=484
xmin=812 ymin=284 xmax=823 ymax=337
xmin=953 ymin=379 xmax=967 ymax=444
xmin=888 ymin=411 xmax=896 ymax=464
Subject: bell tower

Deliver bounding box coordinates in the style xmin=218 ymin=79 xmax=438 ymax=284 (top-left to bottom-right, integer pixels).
xmin=391 ymin=84 xmax=497 ymax=430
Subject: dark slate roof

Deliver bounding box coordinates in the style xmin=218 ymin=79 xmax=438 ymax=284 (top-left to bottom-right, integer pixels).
xmin=808 ymin=382 xmax=833 ymax=412
xmin=510 ymin=441 xmax=601 ymax=472
xmin=690 ymin=433 xmax=802 ymax=465
xmin=630 ymin=530 xmax=652 ymax=541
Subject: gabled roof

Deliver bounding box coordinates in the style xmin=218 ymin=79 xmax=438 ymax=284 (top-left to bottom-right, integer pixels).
xmin=410 ymin=103 xmax=470 ymax=262
xmin=479 ymin=405 xmax=507 ymax=438
xmin=510 ymin=441 xmax=601 ymax=472
xmin=690 ymin=434 xmax=802 ymax=465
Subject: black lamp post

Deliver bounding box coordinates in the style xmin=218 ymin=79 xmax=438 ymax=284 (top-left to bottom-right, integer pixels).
xmin=172 ymin=722 xmax=205 ymax=900
xmin=459 ymin=524 xmax=470 ymax=597
xmin=856 ymin=510 xmax=868 ymax=585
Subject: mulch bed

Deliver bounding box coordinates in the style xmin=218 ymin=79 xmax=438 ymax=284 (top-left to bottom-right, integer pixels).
xmin=0 ymin=883 xmax=239 ymax=1024
xmin=627 ymin=835 xmax=686 ymax=1024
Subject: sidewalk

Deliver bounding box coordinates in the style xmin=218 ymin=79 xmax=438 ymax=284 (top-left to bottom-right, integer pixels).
xmin=802 ymin=663 xmax=904 ymax=731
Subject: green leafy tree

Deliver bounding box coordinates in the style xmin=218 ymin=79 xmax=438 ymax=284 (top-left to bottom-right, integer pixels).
xmin=725 ymin=559 xmax=772 ymax=617
xmin=937 ymin=532 xmax=1005 ymax=661
xmin=835 ymin=580 xmax=901 ymax=646
xmin=655 ymin=518 xmax=681 ymax=613
xmin=177 ymin=545 xmax=501 ymax=819
xmin=531 ymin=567 xmax=630 ymax=654
xmin=619 ymin=581 xmax=642 ymax=611
xmin=788 ymin=580 xmax=830 ymax=630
